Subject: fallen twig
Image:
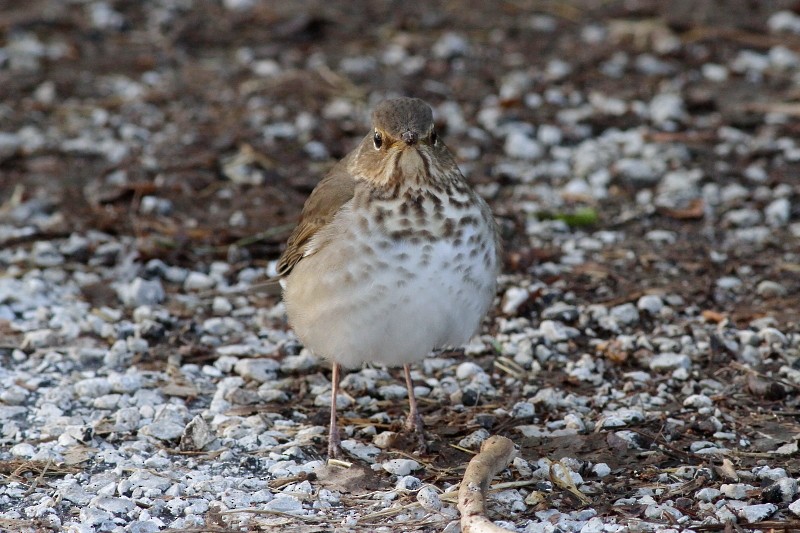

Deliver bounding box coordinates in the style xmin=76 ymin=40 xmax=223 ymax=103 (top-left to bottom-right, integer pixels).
xmin=457 ymin=435 xmax=517 ymax=533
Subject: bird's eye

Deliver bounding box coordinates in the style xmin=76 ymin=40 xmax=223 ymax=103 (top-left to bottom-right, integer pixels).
xmin=373 ymin=131 xmax=383 ymax=150
xmin=430 ymin=131 xmax=438 ymax=145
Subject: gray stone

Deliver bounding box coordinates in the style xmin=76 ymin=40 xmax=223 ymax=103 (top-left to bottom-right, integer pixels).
xmin=504 ymin=130 xmax=543 ymax=160
xmin=180 ymin=415 xmax=214 ymax=451
xmin=695 ymin=487 xmax=721 ymax=501
xmin=340 ymin=439 xmax=381 ymax=462
xmin=416 ymin=486 xmax=442 ymax=512
xmin=738 ymin=503 xmax=777 ymax=522
xmin=610 ymin=303 xmax=639 ymax=325
xmin=720 ymin=483 xmax=755 ymax=500
xmin=765 ymin=198 xmax=790 ymax=227
xmin=117 ymin=277 xmax=165 ymax=307
xmin=649 ymin=93 xmax=685 ymax=124
xmin=540 ymin=320 xmax=579 ymax=342
xmin=649 ymin=352 xmax=691 ymax=371
xmin=264 ymin=495 xmax=303 ymax=513
xmin=234 ymin=358 xmax=280 ymax=382
xmin=756 ymin=280 xmax=787 ymax=298
xmin=74 ymin=377 xmax=112 ymax=398
xmin=637 ymin=295 xmax=664 ymax=315
xmin=396 ymin=475 xmax=421 ymax=491
xmin=458 ymin=428 xmax=490 ymax=449
xmin=382 ymin=459 xmax=420 ymax=476
xmin=183 ymin=271 xmax=215 ymax=291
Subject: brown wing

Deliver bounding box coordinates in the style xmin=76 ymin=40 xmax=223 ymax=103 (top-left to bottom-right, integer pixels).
xmin=276 ymin=152 xmax=357 ymax=276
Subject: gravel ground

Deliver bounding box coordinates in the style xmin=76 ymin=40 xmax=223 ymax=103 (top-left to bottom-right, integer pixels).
xmin=1 ymin=1 xmax=800 ymax=532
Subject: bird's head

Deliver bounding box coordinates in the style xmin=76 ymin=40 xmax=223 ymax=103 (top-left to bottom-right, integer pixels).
xmin=351 ymin=97 xmax=456 ymax=188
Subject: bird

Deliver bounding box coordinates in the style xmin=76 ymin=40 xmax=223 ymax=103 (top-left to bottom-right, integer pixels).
xmin=276 ymin=97 xmax=499 ymax=459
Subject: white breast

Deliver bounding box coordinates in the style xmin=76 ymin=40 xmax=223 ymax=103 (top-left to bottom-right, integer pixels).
xmin=283 ymin=196 xmax=498 ymax=369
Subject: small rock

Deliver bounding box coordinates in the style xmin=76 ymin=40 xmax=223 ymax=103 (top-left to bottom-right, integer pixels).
xmin=139 ymin=196 xmax=173 ymax=215
xmin=396 ymin=476 xmax=421 ymax=491
xmin=21 ymin=329 xmax=58 ymax=350
xmin=762 ymin=478 xmax=798 ymax=503
xmin=459 ymin=428 xmax=490 ymax=450
xmin=696 ymin=488 xmax=721 ymax=501
xmin=610 ymin=303 xmax=639 ymax=325
xmin=764 ymin=198 xmax=790 ymax=227
xmin=117 ymin=278 xmax=165 ymax=307
xmin=180 ymin=415 xmax=214 ymax=451
xmin=456 ymin=362 xmax=484 ymax=380
xmin=432 ymin=32 xmax=470 ymax=59
xmin=10 ymin=443 xmax=36 ymax=457
xmin=790 ymin=498 xmax=800 ymax=517
xmin=510 ymin=401 xmax=535 ymax=419
xmin=504 ymin=130 xmax=543 ymax=160
xmin=769 ymin=11 xmax=800 ymax=34
xmin=184 ymin=272 xmax=215 ymax=291
xmin=759 ymin=327 xmax=787 ymax=345
xmin=377 ymin=384 xmax=408 ymax=399
xmin=637 ymin=295 xmax=664 ymax=315
xmin=382 ymin=459 xmax=420 ymax=476
xmin=140 ymin=420 xmax=185 ymax=441
xmin=592 ymin=463 xmax=611 ymax=478
xmin=74 ymin=377 xmax=112 ymax=398
xmin=416 ymin=486 xmax=442 ymax=512
xmin=541 ymin=302 xmax=579 ymax=322
xmin=720 ymin=483 xmax=755 ymax=500
xmin=649 ymin=353 xmax=691 ymax=371
xmin=649 ymin=93 xmax=685 ymax=124
xmin=738 ymin=503 xmax=777 ymax=523
xmin=373 ymin=431 xmax=398 ymax=449
xmin=212 ymin=296 xmax=233 ymax=315
xmin=756 ymin=280 xmax=787 ymax=298
xmin=601 ymin=409 xmax=644 ymax=427
xmin=683 ymin=394 xmax=713 ymax=408
xmin=264 ymin=495 xmax=302 ymax=513
xmin=90 ymin=496 xmax=136 ymax=515
xmin=501 ymin=287 xmax=530 ymax=315
xmin=234 ymin=358 xmax=280 ymax=382
xmin=340 ymin=440 xmax=381 ymax=463
xmin=616 ymin=158 xmax=662 ymax=186
xmin=539 ymin=320 xmax=579 ymax=342
xmin=716 ymin=276 xmax=742 ymax=290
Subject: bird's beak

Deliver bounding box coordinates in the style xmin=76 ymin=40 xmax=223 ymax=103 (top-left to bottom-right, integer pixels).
xmin=401 ymin=130 xmax=418 ymax=145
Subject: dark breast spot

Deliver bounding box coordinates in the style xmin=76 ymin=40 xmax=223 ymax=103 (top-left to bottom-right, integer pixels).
xmin=443 ymin=218 xmax=455 ymax=237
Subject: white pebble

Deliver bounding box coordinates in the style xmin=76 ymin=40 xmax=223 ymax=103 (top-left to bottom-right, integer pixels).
xmin=649 ymin=352 xmax=691 ymax=371
xmin=504 ymin=130 xmax=543 ymax=160
xmin=183 ymin=272 xmax=215 ymax=291
xmin=592 ymin=463 xmax=611 ymax=478
xmin=456 ymin=361 xmax=484 ymax=380
xmin=738 ymin=503 xmax=777 ymax=523
xmin=416 ymin=486 xmax=442 ymax=512
xmin=720 ymin=483 xmax=755 ymax=500
xmin=382 ymin=459 xmax=420 ymax=477
xmin=459 ymin=428 xmax=489 ymax=450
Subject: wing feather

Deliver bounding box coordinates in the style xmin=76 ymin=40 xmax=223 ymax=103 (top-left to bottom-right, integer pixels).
xmin=276 ymin=153 xmax=357 ymax=276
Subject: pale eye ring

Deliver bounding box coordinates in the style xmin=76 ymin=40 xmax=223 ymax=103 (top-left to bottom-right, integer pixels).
xmin=373 ymin=131 xmax=383 ymax=150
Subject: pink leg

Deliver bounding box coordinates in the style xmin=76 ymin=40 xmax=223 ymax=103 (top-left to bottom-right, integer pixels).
xmin=328 ymin=363 xmax=343 ymax=459
xmin=403 ymin=364 xmax=426 ymax=451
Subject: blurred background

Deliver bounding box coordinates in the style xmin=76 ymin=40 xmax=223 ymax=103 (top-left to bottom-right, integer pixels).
xmin=0 ymin=0 xmax=798 ymax=323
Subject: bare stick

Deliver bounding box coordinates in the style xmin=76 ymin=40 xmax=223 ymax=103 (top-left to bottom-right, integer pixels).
xmin=458 ymin=436 xmax=518 ymax=533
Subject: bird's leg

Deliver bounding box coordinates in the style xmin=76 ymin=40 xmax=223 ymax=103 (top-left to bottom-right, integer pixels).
xmin=403 ymin=364 xmax=427 ymax=451
xmin=328 ymin=362 xmax=343 ymax=459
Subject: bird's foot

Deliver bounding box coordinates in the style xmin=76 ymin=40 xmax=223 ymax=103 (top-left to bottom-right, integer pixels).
xmin=327 ymin=429 xmax=344 ymax=460
xmin=404 ymin=410 xmax=428 ymax=454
